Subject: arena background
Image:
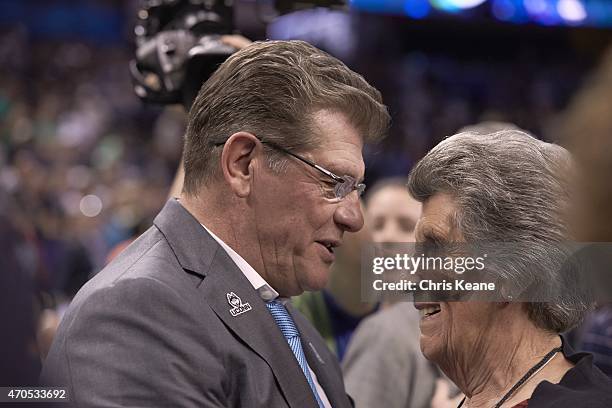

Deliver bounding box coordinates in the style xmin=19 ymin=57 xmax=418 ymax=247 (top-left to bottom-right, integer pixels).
xmin=1 ymin=0 xmax=611 ymax=388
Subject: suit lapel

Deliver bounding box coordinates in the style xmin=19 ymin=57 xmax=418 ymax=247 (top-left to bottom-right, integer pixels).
xmin=289 ymin=304 xmax=352 ymax=408
xmin=155 ymin=199 xmax=321 ymax=408
xmin=199 ymin=238 xmax=319 ymax=408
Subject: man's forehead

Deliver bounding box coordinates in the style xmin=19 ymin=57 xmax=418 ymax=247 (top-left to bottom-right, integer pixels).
xmin=311 ymin=110 xmax=363 ymax=144
xmin=308 ymin=111 xmax=365 ymax=179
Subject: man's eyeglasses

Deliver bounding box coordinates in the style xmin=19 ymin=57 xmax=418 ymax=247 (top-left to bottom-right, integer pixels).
xmin=214 ymin=138 xmax=365 ymax=201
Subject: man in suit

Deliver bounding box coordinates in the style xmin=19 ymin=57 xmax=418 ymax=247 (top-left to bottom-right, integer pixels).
xmin=42 ymin=40 xmax=389 ymax=407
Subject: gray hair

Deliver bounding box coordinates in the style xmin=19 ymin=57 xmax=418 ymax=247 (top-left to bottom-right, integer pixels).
xmin=458 ymin=121 xmax=521 ymax=135
xmin=407 ymin=129 xmax=588 ymax=333
xmin=183 ymin=40 xmax=390 ymax=193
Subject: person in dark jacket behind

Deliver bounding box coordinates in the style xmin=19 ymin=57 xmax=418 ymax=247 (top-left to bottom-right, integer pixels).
xmin=0 ymin=190 xmax=40 ymax=386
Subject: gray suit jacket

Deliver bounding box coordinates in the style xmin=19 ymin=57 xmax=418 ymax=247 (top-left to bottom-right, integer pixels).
xmin=42 ymin=199 xmax=352 ymax=408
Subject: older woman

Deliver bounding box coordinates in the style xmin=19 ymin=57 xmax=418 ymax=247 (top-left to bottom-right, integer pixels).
xmin=407 ymin=129 xmax=612 ymax=408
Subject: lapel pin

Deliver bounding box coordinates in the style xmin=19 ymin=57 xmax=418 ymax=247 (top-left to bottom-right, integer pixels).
xmin=227 ymin=292 xmax=252 ymax=317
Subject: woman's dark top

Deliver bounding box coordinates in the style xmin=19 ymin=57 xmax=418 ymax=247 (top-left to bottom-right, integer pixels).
xmin=524 ymin=335 xmax=612 ymax=408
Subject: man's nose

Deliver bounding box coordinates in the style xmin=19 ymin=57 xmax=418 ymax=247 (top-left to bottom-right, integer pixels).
xmin=334 ymin=194 xmax=364 ymax=233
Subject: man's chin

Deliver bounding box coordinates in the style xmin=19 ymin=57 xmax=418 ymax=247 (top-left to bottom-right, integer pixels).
xmin=298 ymin=268 xmax=331 ymax=293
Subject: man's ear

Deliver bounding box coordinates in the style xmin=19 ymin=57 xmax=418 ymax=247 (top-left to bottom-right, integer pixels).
xmin=220 ymin=132 xmax=260 ymax=198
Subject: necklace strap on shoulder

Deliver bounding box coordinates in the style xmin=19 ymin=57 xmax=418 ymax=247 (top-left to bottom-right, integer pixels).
xmin=494 ymin=346 xmax=562 ymax=408
xmin=456 ymin=346 xmax=563 ymax=408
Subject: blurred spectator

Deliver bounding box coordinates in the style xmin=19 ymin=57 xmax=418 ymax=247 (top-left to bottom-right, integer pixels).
xmin=341 ymin=178 xmax=440 ymax=408
xmin=0 ymin=189 xmax=40 ymax=386
xmin=556 ymin=45 xmax=612 ymax=377
xmin=365 ymin=177 xmax=421 ymax=244
xmin=578 ymin=305 xmax=612 ymax=377
xmin=557 ymin=46 xmax=612 ymax=242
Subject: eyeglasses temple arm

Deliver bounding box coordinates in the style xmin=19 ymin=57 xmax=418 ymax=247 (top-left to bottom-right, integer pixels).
xmin=215 ymin=139 xmax=345 ymax=183
xmin=272 ymin=144 xmax=345 ymax=182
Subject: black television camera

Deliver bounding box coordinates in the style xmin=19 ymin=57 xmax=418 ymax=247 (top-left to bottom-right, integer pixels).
xmin=130 ymin=0 xmax=346 ymax=108
xmin=130 ymin=0 xmax=238 ymax=108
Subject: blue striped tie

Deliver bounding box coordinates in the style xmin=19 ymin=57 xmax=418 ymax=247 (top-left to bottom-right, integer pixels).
xmin=266 ymin=301 xmax=324 ymax=408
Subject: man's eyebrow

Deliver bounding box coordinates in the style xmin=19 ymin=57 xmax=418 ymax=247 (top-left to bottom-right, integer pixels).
xmin=321 ymin=164 xmax=363 ymax=183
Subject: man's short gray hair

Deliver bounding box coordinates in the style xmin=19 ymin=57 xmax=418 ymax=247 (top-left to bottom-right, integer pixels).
xmin=183 ymin=40 xmax=389 ymax=193
xmin=408 ymin=129 xmax=588 ymax=333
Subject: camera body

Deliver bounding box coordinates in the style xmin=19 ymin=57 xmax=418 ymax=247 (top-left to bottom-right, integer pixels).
xmin=130 ymin=0 xmax=348 ymax=108
xmin=130 ymin=0 xmax=237 ymax=107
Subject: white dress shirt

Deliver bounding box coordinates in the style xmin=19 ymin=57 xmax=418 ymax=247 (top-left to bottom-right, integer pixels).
xmin=201 ymin=224 xmax=332 ymax=408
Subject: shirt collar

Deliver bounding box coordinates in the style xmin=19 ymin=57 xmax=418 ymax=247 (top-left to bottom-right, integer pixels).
xmin=201 ymin=223 xmax=279 ymax=302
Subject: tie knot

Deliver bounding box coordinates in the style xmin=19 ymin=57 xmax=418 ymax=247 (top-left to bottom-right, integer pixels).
xmin=266 ymin=301 xmax=299 ymax=339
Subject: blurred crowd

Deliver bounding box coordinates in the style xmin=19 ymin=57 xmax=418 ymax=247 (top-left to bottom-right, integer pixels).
xmin=1 ymin=3 xmax=612 ymax=402
xmin=0 ymin=28 xmax=187 ymax=383
xmin=270 ymin=10 xmax=594 ymax=183
xmin=0 ymin=30 xmax=184 ymax=303
xmin=0 ymin=32 xmax=586 ymax=310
